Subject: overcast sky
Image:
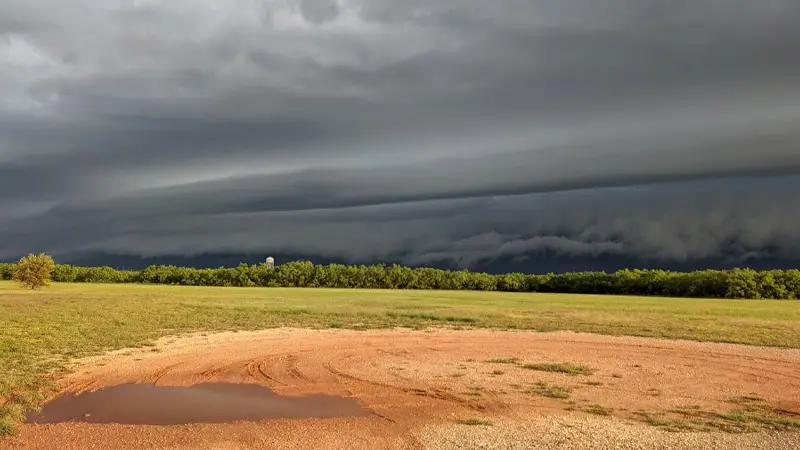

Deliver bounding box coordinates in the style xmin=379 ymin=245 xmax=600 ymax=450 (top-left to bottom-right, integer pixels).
xmin=2 ymin=0 xmax=800 ymax=269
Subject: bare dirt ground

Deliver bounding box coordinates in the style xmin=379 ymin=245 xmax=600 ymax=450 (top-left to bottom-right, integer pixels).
xmin=4 ymin=329 xmax=800 ymax=450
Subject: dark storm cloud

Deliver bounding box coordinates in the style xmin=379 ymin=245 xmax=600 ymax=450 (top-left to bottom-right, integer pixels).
xmin=298 ymin=0 xmax=340 ymax=24
xmin=1 ymin=0 xmax=800 ymax=267
xmin=6 ymin=176 xmax=800 ymax=268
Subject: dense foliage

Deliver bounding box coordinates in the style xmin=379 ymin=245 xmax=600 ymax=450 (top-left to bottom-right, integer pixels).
xmin=1 ymin=260 xmax=799 ymax=299
xmin=10 ymin=253 xmax=55 ymax=289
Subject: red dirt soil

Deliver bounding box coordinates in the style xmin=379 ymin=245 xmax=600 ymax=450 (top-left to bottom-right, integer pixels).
xmin=3 ymin=329 xmax=800 ymax=450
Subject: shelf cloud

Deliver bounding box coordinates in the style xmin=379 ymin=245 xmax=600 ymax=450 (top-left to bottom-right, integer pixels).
xmin=1 ymin=0 xmax=799 ymax=269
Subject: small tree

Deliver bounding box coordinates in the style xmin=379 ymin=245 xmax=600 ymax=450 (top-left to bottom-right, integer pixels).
xmin=13 ymin=253 xmax=55 ymax=289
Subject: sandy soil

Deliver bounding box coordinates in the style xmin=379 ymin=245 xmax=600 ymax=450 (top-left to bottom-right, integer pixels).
xmin=3 ymin=328 xmax=800 ymax=449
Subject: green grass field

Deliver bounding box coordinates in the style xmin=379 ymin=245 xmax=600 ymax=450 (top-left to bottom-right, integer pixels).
xmin=1 ymin=280 xmax=800 ymax=434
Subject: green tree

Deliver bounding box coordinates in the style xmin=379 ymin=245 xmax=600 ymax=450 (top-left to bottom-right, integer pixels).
xmin=13 ymin=253 xmax=56 ymax=289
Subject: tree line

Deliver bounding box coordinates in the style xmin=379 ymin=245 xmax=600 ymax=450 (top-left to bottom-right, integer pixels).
xmin=1 ymin=259 xmax=799 ymax=299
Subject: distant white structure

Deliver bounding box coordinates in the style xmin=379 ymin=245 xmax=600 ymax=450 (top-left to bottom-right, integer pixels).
xmin=266 ymin=256 xmax=275 ymax=268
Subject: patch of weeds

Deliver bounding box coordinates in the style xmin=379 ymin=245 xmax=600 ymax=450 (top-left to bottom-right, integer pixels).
xmin=669 ymin=405 xmax=703 ymax=415
xmin=457 ymin=418 xmax=493 ymax=426
xmin=522 ymin=362 xmax=595 ymax=376
xmin=637 ymin=403 xmax=800 ymax=434
xmin=715 ymin=409 xmax=800 ymax=431
xmin=149 ymin=348 xmax=161 ymax=353
xmin=509 ymin=383 xmax=523 ymax=389
xmin=530 ymin=382 xmax=571 ymax=399
xmin=387 ymin=312 xmax=478 ymax=324
xmin=0 ymin=403 xmax=24 ymax=436
xmin=490 ymin=370 xmax=505 ymax=376
xmin=485 ymin=358 xmax=519 ymax=365
xmin=611 ymin=373 xmax=623 ymax=378
xmin=647 ymin=388 xmax=662 ymax=397
xmin=465 ymin=358 xmax=476 ymax=363
xmin=636 ymin=412 xmax=708 ymax=432
xmin=463 ymin=387 xmax=484 ymax=397
xmin=631 ymin=364 xmax=642 ymax=368
xmin=731 ymin=394 xmax=764 ymax=404
xmin=585 ymin=404 xmax=613 ymax=416
xmin=584 ymin=381 xmax=603 ymax=386
xmin=442 ymin=316 xmax=479 ymax=324
xmin=0 ymin=419 xmax=15 ymax=436
xmin=271 ymin=308 xmax=313 ymax=316
xmin=449 ymin=373 xmax=466 ymax=378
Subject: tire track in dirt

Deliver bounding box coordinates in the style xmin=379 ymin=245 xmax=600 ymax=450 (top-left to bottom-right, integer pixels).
xmin=246 ymin=359 xmax=286 ymax=386
xmin=323 ymin=348 xmax=541 ymax=417
xmin=559 ymin=342 xmax=800 ymax=383
xmin=150 ymin=362 xmax=185 ymax=384
xmin=323 ymin=352 xmax=475 ymax=408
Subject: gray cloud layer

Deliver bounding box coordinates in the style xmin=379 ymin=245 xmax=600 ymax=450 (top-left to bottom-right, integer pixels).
xmin=1 ymin=1 xmax=799 ymax=267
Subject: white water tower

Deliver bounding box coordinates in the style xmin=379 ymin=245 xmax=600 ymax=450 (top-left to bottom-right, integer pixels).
xmin=266 ymin=256 xmax=275 ymax=268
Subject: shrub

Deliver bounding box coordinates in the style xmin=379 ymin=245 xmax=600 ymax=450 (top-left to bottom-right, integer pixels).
xmin=12 ymin=253 xmax=56 ymax=289
xmin=0 ymin=263 xmax=15 ymax=280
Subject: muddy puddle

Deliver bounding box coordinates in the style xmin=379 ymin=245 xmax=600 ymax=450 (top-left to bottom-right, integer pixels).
xmin=25 ymin=383 xmax=371 ymax=425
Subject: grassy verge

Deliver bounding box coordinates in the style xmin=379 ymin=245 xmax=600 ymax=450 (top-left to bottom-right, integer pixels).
xmin=1 ymin=281 xmax=800 ymax=435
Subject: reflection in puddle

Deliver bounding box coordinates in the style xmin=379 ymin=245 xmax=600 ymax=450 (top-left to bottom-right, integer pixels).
xmin=26 ymin=383 xmax=371 ymax=425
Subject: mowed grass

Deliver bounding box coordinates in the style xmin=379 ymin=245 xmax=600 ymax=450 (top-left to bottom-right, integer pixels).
xmin=1 ymin=281 xmax=800 ymax=434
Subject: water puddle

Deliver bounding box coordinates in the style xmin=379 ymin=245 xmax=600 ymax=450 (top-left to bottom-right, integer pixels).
xmin=25 ymin=383 xmax=372 ymax=425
